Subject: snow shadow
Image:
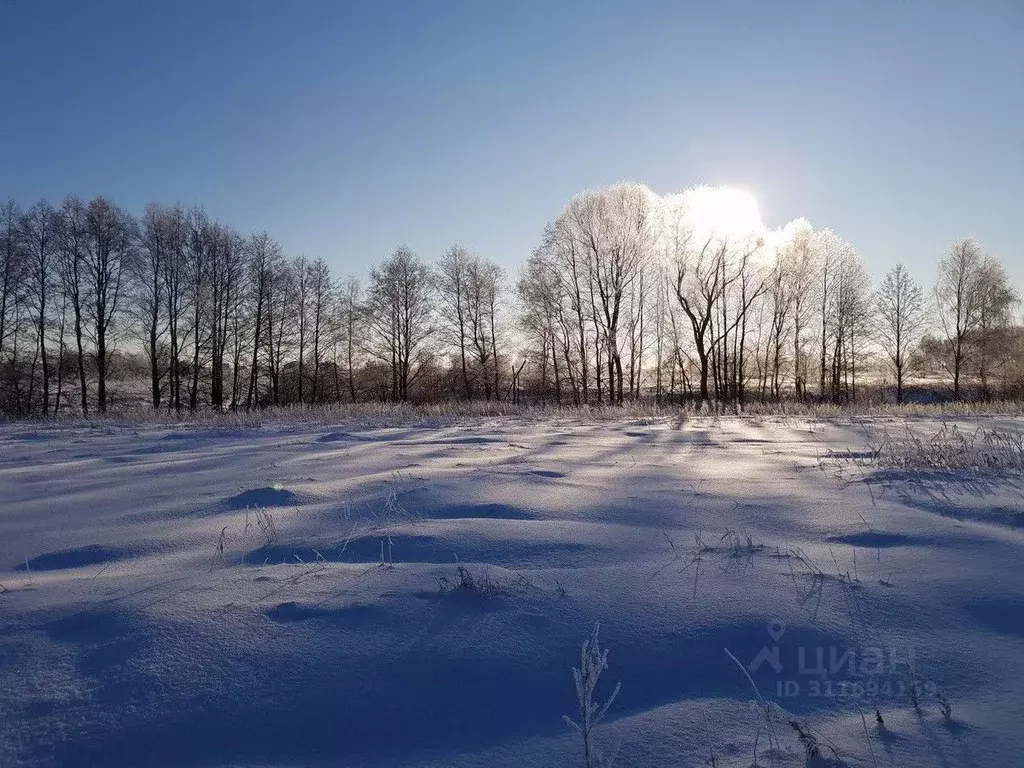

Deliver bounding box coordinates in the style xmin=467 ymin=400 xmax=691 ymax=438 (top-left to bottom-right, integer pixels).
xmin=415 ymin=502 xmax=535 ymax=521
xmin=316 ymin=430 xmax=377 ymax=443
xmin=961 ymin=596 xmax=1024 ymax=638
xmin=17 ymin=544 xmax=127 ymax=572
xmin=243 ymin=533 xmax=597 ymax=568
xmin=825 ymin=531 xmax=932 ymax=548
xmin=225 ymin=486 xmax=300 ymax=510
xmin=870 ymin=470 xmax=1024 ymax=529
xmin=39 ymin=610 xmax=861 ymax=767
xmin=265 ymin=600 xmax=381 ymax=625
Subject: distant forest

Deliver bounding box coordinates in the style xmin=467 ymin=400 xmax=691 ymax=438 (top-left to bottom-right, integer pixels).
xmin=1 ymin=185 xmax=1021 ymax=416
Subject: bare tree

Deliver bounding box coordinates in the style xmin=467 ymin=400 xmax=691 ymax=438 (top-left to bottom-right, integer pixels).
xmin=227 ymin=233 xmax=252 ymax=409
xmin=243 ymin=232 xmax=285 ymax=408
xmin=305 ymin=257 xmax=332 ymax=403
xmin=665 ymin=218 xmax=719 ymax=404
xmin=665 ymin=211 xmax=764 ymax=406
xmin=436 ymin=245 xmax=473 ymax=398
xmin=437 ymin=245 xmax=504 ymax=401
xmin=19 ymin=201 xmax=58 ymax=413
xmin=157 ymin=205 xmax=188 ymax=411
xmin=875 ymin=262 xmax=924 ymax=403
xmin=366 ymin=246 xmax=434 ymax=402
xmin=207 ymin=222 xmax=243 ymax=409
xmin=135 ymin=203 xmax=171 ymax=407
xmin=472 ymin=255 xmax=504 ymax=400
xmin=184 ymin=207 xmax=212 ymax=410
xmin=55 ymin=197 xmax=91 ymax=413
xmin=291 ymin=255 xmax=310 ymax=404
xmin=82 ymin=198 xmax=137 ymax=413
xmin=935 ymin=238 xmax=985 ymax=400
xmin=264 ymin=254 xmax=296 ymax=405
xmin=1 ymin=201 xmax=28 ymax=412
xmin=336 ymin=275 xmax=362 ymax=403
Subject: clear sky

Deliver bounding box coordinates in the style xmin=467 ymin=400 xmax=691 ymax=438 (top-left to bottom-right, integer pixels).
xmin=2 ymin=1 xmax=1022 ymax=288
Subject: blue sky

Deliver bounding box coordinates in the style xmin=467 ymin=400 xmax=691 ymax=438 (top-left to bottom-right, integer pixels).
xmin=2 ymin=1 xmax=1021 ymax=287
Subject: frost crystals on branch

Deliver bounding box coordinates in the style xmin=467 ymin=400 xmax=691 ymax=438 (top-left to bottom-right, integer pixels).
xmin=564 ymin=623 xmax=621 ymax=768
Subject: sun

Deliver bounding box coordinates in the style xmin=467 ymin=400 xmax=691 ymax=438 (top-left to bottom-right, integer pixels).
xmin=684 ymin=185 xmax=764 ymax=242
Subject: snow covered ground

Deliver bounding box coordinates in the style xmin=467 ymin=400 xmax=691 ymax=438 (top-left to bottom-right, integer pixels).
xmin=1 ymin=415 xmax=1022 ymax=767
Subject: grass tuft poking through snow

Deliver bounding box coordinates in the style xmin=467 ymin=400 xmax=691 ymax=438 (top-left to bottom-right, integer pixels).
xmin=439 ymin=563 xmax=506 ymax=597
xmin=871 ymin=423 xmax=1024 ymax=474
xmin=789 ymin=718 xmax=840 ymax=761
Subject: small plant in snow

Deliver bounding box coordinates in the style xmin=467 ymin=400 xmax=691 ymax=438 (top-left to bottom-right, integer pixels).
xmin=702 ymin=708 xmax=717 ymax=766
xmin=907 ymin=657 xmax=923 ymax=711
xmin=378 ymin=536 xmax=395 ymax=566
xmin=244 ymin=506 xmax=278 ymax=546
xmin=210 ymin=526 xmax=228 ymax=570
xmin=937 ymin=690 xmax=953 ymax=721
xmin=257 ymin=508 xmax=277 ymax=544
xmin=789 ymin=719 xmax=839 ymax=760
xmin=370 ymin=490 xmax=411 ymax=566
xmin=439 ymin=562 xmax=505 ymax=597
xmin=564 ymin=623 xmax=621 ymax=768
xmin=725 ymin=647 xmax=782 ymax=756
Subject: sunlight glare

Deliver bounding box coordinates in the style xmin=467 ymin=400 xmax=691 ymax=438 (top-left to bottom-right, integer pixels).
xmin=685 ymin=185 xmax=764 ymax=242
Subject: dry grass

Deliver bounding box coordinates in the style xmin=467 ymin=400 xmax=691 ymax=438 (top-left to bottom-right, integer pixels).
xmin=869 ymin=423 xmax=1024 ymax=475
xmin=4 ymin=398 xmax=1024 ymax=431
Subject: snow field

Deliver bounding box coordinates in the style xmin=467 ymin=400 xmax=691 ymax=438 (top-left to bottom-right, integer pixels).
xmin=1 ymin=416 xmax=1022 ymax=767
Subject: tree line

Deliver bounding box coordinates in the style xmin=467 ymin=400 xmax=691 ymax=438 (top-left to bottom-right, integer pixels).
xmin=0 ymin=186 xmax=1020 ymax=416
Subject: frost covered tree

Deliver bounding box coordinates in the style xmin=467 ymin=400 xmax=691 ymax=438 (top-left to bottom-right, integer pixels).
xmin=780 ymin=222 xmax=818 ymax=400
xmin=875 ymin=262 xmax=924 ymax=403
xmin=518 ymin=247 xmax=566 ymax=403
xmin=934 ymin=238 xmax=985 ymax=400
xmin=973 ymin=255 xmax=1018 ymax=400
xmin=1 ymin=187 xmax=1023 ymax=414
xmin=561 ymin=185 xmax=655 ymax=404
xmin=813 ymin=230 xmax=870 ymax=402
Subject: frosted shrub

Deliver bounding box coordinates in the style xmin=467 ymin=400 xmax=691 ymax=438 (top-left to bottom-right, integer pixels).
xmin=564 ymin=623 xmax=621 ymax=768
